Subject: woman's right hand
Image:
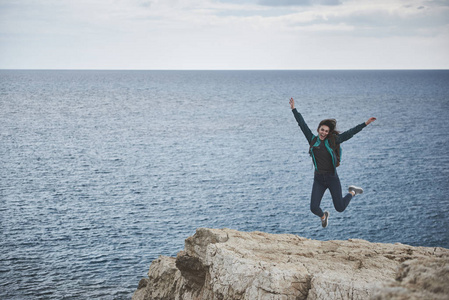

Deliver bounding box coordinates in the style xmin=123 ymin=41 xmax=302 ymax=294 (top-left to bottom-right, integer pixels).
xmin=365 ymin=117 xmax=377 ymax=125
xmin=289 ymin=98 xmax=295 ymax=110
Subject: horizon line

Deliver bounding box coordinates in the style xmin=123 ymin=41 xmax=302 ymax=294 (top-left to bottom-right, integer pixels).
xmin=1 ymin=68 xmax=448 ymax=71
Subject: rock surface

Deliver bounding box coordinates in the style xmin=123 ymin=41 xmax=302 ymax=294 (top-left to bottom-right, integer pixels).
xmin=133 ymin=228 xmax=449 ymax=300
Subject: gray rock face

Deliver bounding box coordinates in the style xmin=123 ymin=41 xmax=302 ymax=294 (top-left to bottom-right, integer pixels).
xmin=133 ymin=228 xmax=449 ymax=300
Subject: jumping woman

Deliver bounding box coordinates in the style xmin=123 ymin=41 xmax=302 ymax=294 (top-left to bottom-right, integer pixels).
xmin=289 ymin=98 xmax=376 ymax=228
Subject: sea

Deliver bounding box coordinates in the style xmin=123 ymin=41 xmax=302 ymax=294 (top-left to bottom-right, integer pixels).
xmin=1 ymin=70 xmax=448 ymax=299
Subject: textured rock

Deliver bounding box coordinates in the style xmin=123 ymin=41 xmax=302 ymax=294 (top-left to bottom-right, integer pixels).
xmin=133 ymin=228 xmax=449 ymax=300
xmin=372 ymin=257 xmax=449 ymax=300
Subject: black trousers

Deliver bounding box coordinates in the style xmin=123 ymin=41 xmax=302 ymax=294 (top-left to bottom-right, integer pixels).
xmin=310 ymin=172 xmax=353 ymax=218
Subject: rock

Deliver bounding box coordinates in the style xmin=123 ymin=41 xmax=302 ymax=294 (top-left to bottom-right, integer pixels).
xmin=132 ymin=228 xmax=449 ymax=300
xmin=372 ymin=257 xmax=449 ymax=300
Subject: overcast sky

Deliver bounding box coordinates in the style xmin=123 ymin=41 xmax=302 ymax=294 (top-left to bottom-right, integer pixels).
xmin=0 ymin=0 xmax=448 ymax=69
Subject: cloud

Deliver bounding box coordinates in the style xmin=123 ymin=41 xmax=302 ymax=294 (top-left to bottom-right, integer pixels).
xmin=258 ymin=0 xmax=342 ymax=6
xmin=0 ymin=0 xmax=448 ymax=69
xmin=216 ymin=0 xmax=342 ymax=6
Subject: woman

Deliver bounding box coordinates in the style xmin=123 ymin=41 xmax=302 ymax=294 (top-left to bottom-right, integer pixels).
xmin=289 ymin=98 xmax=376 ymax=228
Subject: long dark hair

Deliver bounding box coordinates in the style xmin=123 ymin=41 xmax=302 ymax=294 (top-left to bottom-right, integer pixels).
xmin=317 ymin=119 xmax=340 ymax=145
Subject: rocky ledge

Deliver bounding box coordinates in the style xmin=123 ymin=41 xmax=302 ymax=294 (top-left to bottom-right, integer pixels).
xmin=133 ymin=228 xmax=449 ymax=300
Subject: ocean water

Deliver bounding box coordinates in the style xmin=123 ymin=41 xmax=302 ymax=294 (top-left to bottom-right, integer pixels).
xmin=1 ymin=70 xmax=448 ymax=299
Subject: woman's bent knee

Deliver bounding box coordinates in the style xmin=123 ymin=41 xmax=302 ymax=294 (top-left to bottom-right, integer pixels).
xmin=335 ymin=207 xmax=345 ymax=213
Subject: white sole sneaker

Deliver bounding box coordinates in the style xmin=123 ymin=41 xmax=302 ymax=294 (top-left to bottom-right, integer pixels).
xmin=321 ymin=211 xmax=329 ymax=228
xmin=348 ymin=185 xmax=364 ymax=195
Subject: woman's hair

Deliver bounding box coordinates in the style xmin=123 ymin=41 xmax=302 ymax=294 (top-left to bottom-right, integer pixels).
xmin=317 ymin=119 xmax=340 ymax=143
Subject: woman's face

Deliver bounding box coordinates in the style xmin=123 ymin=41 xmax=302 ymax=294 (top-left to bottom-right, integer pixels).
xmin=318 ymin=125 xmax=330 ymax=140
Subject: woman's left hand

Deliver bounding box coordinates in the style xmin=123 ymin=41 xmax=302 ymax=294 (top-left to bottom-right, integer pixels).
xmin=365 ymin=117 xmax=377 ymax=125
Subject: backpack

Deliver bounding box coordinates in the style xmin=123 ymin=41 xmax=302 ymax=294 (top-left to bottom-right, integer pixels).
xmin=309 ymin=135 xmax=342 ymax=167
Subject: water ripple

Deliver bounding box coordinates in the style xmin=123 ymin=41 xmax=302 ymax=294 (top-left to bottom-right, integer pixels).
xmin=1 ymin=70 xmax=449 ymax=299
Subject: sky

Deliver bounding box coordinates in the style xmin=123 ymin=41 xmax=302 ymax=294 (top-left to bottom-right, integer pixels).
xmin=0 ymin=0 xmax=448 ymax=70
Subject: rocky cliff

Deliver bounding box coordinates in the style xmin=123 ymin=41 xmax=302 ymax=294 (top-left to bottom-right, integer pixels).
xmin=133 ymin=228 xmax=449 ymax=300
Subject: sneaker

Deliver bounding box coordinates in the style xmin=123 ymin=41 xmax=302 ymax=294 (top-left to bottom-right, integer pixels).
xmin=321 ymin=211 xmax=329 ymax=228
xmin=348 ymin=185 xmax=364 ymax=196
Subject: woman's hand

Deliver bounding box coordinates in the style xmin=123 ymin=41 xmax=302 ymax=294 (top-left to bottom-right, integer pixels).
xmin=289 ymin=98 xmax=295 ymax=110
xmin=365 ymin=117 xmax=377 ymax=125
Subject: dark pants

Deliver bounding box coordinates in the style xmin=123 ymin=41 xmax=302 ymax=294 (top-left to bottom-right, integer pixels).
xmin=310 ymin=172 xmax=353 ymax=218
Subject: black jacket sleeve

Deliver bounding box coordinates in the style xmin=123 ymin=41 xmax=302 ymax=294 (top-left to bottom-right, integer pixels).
xmin=337 ymin=122 xmax=367 ymax=143
xmin=292 ymin=108 xmax=314 ymax=143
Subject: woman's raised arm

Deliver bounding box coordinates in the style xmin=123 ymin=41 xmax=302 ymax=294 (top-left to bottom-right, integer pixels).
xmin=290 ymin=98 xmax=314 ymax=143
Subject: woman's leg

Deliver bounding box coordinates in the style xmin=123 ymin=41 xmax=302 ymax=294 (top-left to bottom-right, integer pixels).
xmin=328 ymin=173 xmax=353 ymax=212
xmin=310 ymin=173 xmax=327 ymax=217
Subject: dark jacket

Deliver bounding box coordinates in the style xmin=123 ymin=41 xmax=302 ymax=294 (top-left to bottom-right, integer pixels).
xmin=292 ymin=108 xmax=366 ymax=173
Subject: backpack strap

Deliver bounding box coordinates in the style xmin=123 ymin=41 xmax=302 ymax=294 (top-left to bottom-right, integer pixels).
xmin=309 ymin=136 xmax=319 ymax=154
xmin=310 ymin=135 xmax=342 ymax=167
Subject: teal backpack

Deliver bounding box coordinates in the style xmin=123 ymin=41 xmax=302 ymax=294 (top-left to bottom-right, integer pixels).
xmin=309 ymin=135 xmax=342 ymax=167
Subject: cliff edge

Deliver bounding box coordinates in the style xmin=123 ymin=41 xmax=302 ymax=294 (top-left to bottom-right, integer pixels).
xmin=133 ymin=228 xmax=449 ymax=300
